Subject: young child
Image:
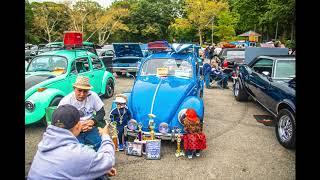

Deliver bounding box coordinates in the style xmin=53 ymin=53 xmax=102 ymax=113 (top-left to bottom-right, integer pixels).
xmin=181 ymin=108 xmax=207 ymax=159
xmin=109 ymin=94 xmax=132 ymax=151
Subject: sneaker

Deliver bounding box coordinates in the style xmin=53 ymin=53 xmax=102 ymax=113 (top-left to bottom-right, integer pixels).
xmin=187 ymin=155 xmax=193 ymax=159
xmin=195 ymin=152 xmax=201 ymax=157
xmin=119 ymin=144 xmax=124 ymax=151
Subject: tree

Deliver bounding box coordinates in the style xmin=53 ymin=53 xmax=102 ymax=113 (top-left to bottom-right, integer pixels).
xmin=214 ymin=11 xmax=239 ymax=42
xmin=31 ymin=2 xmax=70 ymax=43
xmin=170 ymin=0 xmax=229 ymax=46
xmin=25 ymin=0 xmax=34 ymax=43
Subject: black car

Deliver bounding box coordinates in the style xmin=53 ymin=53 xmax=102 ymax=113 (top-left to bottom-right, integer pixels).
xmin=216 ymin=48 xmax=245 ymax=68
xmin=233 ymin=55 xmax=295 ymax=149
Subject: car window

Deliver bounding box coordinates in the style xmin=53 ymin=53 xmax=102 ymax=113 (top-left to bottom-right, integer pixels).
xmin=27 ymin=55 xmax=67 ymax=73
xmin=91 ymin=56 xmax=103 ymax=70
xmin=141 ymin=58 xmax=192 ymax=78
xmin=73 ymin=57 xmax=90 ymax=74
xmin=274 ymin=59 xmax=295 ymax=79
xmin=251 ymin=58 xmax=273 ymax=76
xmin=105 ymin=50 xmax=114 ymax=56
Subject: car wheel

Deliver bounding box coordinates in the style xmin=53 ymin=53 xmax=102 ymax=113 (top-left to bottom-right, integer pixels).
xmin=41 ymin=96 xmax=63 ymax=127
xmin=104 ymin=78 xmax=114 ymax=98
xmin=275 ymin=109 xmax=296 ymax=149
xmin=233 ymin=79 xmax=248 ymax=101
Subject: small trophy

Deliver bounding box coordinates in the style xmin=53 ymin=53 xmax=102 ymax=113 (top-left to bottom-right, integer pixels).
xmin=149 ymin=120 xmax=155 ymax=140
xmin=110 ymin=121 xmax=119 ymax=151
xmin=174 ymin=127 xmax=185 ymax=157
xmin=148 ymin=114 xmax=156 ymax=140
xmin=137 ymin=122 xmax=143 ymax=141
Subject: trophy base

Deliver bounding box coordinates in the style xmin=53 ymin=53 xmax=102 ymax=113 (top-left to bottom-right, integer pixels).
xmin=175 ymin=151 xmax=185 ymax=157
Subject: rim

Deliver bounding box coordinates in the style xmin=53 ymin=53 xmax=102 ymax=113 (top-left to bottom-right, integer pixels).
xmin=234 ymin=81 xmax=239 ymax=96
xmin=278 ymin=114 xmax=293 ymax=142
xmin=106 ymin=81 xmax=114 ymax=96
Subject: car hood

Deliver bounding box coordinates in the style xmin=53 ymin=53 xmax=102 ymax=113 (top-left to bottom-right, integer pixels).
xmin=130 ymin=76 xmax=194 ymax=132
xmin=25 ymin=72 xmax=64 ymax=99
xmin=113 ymin=44 xmax=143 ymax=58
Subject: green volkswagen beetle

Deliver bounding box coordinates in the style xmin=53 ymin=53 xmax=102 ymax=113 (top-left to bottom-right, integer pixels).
xmin=25 ymin=48 xmax=115 ymax=125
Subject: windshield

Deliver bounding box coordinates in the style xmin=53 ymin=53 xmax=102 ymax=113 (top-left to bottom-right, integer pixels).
xmin=225 ymin=50 xmax=245 ymax=59
xmin=274 ymin=59 xmax=295 ymax=79
xmin=140 ymin=58 xmax=193 ymax=78
xmin=26 ymin=55 xmax=68 ymax=73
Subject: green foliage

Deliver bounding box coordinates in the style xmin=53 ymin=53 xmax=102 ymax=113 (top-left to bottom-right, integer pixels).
xmin=25 ymin=0 xmax=295 ymax=45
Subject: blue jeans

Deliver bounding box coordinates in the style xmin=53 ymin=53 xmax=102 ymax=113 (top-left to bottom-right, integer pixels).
xmin=204 ymin=73 xmax=211 ymax=88
xmin=77 ymin=127 xmax=102 ymax=151
xmin=117 ymin=125 xmax=125 ymax=145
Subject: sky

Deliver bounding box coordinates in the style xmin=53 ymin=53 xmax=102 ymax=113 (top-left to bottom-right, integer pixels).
xmin=28 ymin=0 xmax=115 ymax=8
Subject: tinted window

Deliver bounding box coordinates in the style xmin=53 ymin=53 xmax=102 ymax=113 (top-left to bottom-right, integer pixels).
xmin=274 ymin=59 xmax=295 ymax=79
xmin=251 ymin=58 xmax=273 ymax=75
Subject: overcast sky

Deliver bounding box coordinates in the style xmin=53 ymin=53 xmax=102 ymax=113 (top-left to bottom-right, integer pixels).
xmin=28 ymin=0 xmax=115 ymax=8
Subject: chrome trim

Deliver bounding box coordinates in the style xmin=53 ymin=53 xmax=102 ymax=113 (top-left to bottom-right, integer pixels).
xmin=150 ymin=78 xmax=162 ymax=114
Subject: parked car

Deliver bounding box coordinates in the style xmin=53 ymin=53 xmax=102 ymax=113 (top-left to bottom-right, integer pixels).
xmin=96 ymin=46 xmax=114 ymax=72
xmin=25 ymin=44 xmax=115 ymax=125
xmin=110 ymin=42 xmax=204 ymax=141
xmin=216 ymin=48 xmax=245 ymax=68
xmin=233 ymin=55 xmax=295 ymax=149
xmin=112 ymin=43 xmax=144 ymax=76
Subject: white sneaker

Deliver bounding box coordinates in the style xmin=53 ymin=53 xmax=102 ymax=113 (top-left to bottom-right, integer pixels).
xmin=188 ymin=155 xmax=193 ymax=159
xmin=195 ymin=153 xmax=200 ymax=157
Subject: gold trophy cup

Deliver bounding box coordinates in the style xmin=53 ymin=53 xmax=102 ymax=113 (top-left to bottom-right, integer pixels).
xmin=148 ymin=114 xmax=156 ymax=140
xmin=175 ymin=127 xmax=185 ymax=157
xmin=110 ymin=121 xmax=119 ymax=151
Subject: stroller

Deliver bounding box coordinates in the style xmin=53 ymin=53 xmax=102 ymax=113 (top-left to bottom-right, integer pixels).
xmin=202 ymin=63 xmax=231 ymax=89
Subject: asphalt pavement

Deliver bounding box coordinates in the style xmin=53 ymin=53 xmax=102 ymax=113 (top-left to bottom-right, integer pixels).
xmin=25 ymin=75 xmax=295 ymax=179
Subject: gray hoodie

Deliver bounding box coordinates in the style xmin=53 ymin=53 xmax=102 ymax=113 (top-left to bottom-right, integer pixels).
xmin=28 ymin=125 xmax=115 ymax=180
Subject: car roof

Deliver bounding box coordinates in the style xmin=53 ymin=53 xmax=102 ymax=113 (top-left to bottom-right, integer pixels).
xmin=143 ymin=51 xmax=193 ymax=63
xmin=222 ymin=48 xmax=245 ymax=51
xmin=37 ymin=49 xmax=97 ymax=60
xmin=257 ymin=55 xmax=295 ymax=59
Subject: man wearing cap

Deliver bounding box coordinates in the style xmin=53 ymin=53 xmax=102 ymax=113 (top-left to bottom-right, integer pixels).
xmin=109 ymin=94 xmax=132 ymax=151
xmin=28 ymin=104 xmax=116 ymax=180
xmin=58 ymin=75 xmax=106 ymax=151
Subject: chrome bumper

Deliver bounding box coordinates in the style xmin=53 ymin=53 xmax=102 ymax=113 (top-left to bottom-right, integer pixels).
xmin=112 ymin=67 xmax=138 ymax=72
xmin=124 ymin=127 xmax=181 ymax=142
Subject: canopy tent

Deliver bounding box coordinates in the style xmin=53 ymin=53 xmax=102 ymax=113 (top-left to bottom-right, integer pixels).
xmin=238 ymin=30 xmax=261 ymax=37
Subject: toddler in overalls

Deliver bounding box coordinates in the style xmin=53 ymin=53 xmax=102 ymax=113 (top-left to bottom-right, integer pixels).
xmin=109 ymin=94 xmax=132 ymax=151
xmin=181 ymin=108 xmax=207 ymax=159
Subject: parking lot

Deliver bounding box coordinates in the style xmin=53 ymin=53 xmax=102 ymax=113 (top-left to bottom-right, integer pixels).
xmin=25 ymin=76 xmax=295 ymax=179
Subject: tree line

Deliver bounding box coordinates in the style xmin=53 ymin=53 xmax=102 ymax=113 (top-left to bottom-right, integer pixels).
xmin=25 ymin=0 xmax=295 ymax=47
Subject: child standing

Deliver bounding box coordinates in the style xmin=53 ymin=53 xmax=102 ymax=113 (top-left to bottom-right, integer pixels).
xmin=109 ymin=94 xmax=132 ymax=151
xmin=181 ymin=108 xmax=207 ymax=159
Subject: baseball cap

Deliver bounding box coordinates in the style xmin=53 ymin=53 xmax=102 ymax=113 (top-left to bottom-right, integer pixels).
xmin=51 ymin=104 xmax=80 ymax=129
xmin=185 ymin=108 xmax=198 ymax=121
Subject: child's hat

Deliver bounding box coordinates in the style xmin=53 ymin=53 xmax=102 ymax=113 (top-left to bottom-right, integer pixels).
xmin=185 ymin=108 xmax=198 ymax=121
xmin=114 ymin=94 xmax=127 ymax=103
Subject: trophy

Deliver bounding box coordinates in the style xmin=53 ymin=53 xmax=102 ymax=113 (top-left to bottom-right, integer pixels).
xmin=174 ymin=127 xmax=184 ymax=157
xmin=110 ymin=121 xmax=119 ymax=151
xmin=137 ymin=122 xmax=143 ymax=141
xmin=148 ymin=114 xmax=156 ymax=140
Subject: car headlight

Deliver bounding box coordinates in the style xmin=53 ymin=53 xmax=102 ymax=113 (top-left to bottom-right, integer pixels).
xmin=159 ymin=122 xmax=169 ymax=134
xmin=25 ymin=101 xmax=35 ymax=112
xmin=177 ymin=108 xmax=188 ymax=124
xmin=127 ymin=119 xmax=138 ymax=130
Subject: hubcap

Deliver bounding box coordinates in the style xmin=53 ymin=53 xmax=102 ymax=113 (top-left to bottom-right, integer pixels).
xmin=234 ymin=81 xmax=239 ymax=96
xmin=107 ymin=82 xmax=114 ymax=96
xmin=278 ymin=115 xmax=293 ymax=142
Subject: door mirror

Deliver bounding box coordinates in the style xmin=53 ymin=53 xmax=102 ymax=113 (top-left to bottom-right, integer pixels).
xmin=262 ymin=71 xmax=270 ymax=77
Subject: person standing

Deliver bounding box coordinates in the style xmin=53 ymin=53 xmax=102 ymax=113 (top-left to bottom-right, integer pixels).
xmin=27 ymin=104 xmax=116 ymax=180
xmin=58 ymin=75 xmax=106 ymax=151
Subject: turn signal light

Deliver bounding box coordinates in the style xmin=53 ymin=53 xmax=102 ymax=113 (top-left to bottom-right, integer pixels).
xmin=37 ymin=87 xmax=47 ymax=92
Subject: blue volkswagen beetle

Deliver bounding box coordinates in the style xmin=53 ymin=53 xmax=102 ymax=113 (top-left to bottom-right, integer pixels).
xmin=111 ymin=42 xmax=204 ymax=141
